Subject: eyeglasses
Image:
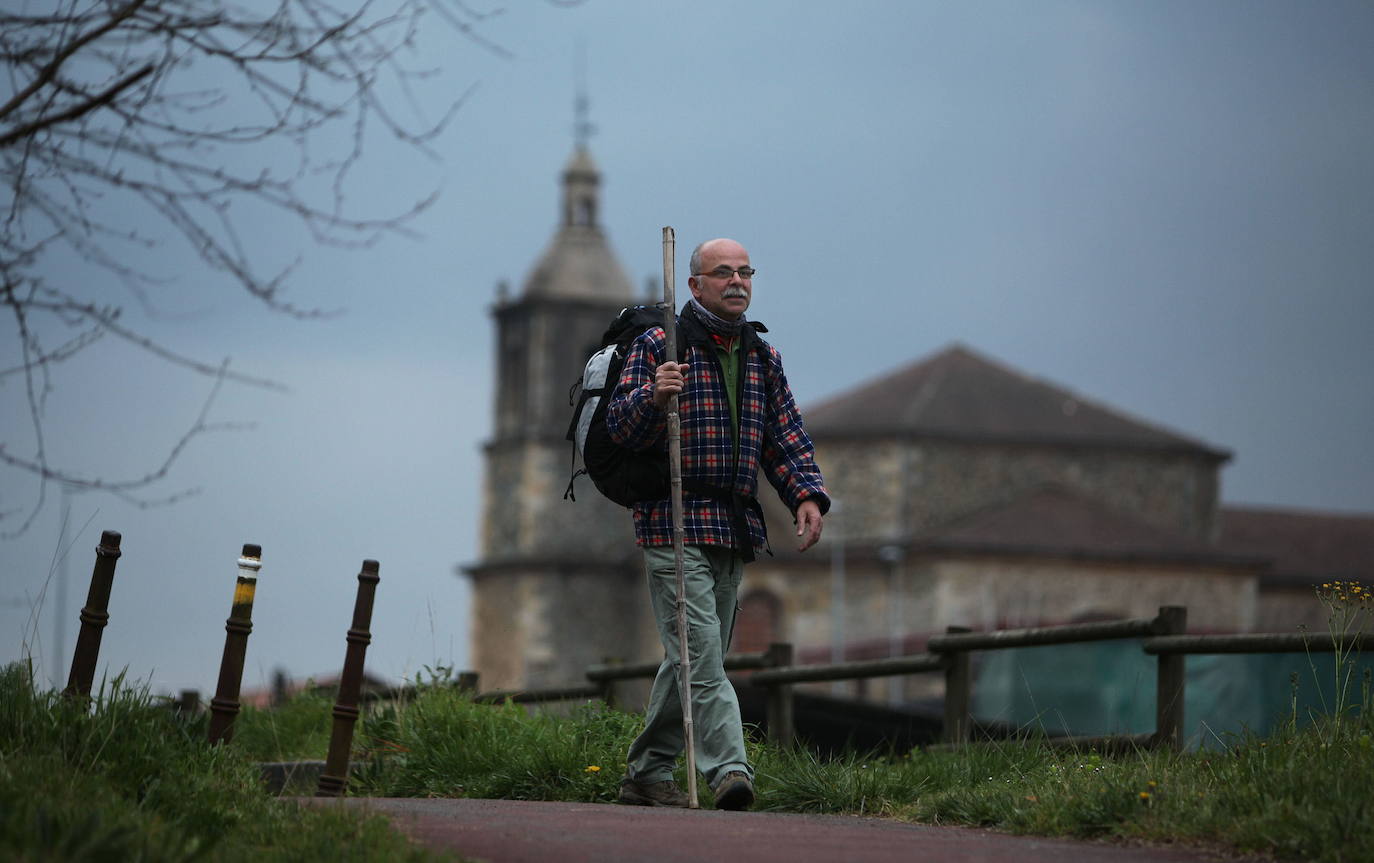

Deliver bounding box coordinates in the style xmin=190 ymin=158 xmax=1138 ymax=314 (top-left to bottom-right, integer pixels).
xmin=692 ymin=266 xmax=756 ymax=280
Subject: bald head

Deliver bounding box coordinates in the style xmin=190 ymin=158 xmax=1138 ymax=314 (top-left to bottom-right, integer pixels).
xmin=688 ymin=238 xmax=753 ymax=321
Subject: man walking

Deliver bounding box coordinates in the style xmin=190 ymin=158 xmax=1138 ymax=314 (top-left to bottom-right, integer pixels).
xmin=606 ymin=237 xmax=829 ymax=811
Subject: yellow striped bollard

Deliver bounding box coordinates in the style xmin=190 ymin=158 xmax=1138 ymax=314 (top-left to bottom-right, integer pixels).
xmin=207 ymin=543 xmax=262 ymax=745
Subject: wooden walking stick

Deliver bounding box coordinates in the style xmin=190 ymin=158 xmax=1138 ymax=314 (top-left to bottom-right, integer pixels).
xmin=661 ymin=225 xmax=699 ymax=809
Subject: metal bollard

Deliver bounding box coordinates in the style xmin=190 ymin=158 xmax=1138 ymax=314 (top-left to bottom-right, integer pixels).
xmin=316 ymin=559 xmax=381 ymax=798
xmin=207 ymin=544 xmax=263 ymax=745
xmin=457 ymin=671 xmax=480 ymax=693
xmin=177 ymin=689 xmax=201 ymax=717
xmin=64 ymin=530 xmax=123 ymax=698
xmin=64 ymin=530 xmax=123 ymax=700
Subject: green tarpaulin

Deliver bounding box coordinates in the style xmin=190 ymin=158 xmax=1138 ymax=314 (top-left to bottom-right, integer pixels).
xmin=972 ymin=639 xmax=1373 ymax=748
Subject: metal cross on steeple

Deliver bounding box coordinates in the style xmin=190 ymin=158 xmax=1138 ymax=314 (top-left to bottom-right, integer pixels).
xmin=574 ymin=43 xmax=596 ymax=149
xmin=574 ymin=92 xmax=595 ymax=150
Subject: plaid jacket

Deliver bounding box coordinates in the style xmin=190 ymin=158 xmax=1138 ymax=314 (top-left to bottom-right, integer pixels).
xmin=605 ymin=313 xmax=829 ymax=557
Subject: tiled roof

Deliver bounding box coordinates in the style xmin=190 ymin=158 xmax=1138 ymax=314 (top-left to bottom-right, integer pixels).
xmin=920 ymin=486 xmax=1260 ymax=567
xmin=1218 ymin=506 xmax=1374 ymax=589
xmin=804 ymin=344 xmax=1229 ymax=458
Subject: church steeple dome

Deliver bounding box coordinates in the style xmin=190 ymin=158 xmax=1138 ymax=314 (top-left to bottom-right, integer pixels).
xmin=518 ymin=92 xmax=633 ymax=302
xmin=562 ymin=146 xmax=599 ymax=228
xmin=519 ymin=144 xmax=633 ymax=302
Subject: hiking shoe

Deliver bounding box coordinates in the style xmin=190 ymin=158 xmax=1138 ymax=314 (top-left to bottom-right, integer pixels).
xmin=618 ymin=776 xmax=690 ymax=808
xmin=712 ymin=771 xmax=755 ymax=811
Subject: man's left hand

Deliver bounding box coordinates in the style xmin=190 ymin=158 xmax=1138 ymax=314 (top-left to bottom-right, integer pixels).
xmin=795 ymin=499 xmax=823 ymax=552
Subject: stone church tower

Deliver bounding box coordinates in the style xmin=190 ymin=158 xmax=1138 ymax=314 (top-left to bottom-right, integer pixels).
xmin=466 ymin=145 xmax=655 ymax=689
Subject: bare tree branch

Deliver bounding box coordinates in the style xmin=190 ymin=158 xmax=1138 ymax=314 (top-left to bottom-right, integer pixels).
xmin=0 ymin=0 xmax=149 ymax=121
xmin=0 ymin=0 xmax=513 ymax=530
xmin=0 ymin=62 xmax=153 ymax=147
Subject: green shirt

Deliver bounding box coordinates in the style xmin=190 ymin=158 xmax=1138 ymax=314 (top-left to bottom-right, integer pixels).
xmin=714 ymin=336 xmax=741 ymax=462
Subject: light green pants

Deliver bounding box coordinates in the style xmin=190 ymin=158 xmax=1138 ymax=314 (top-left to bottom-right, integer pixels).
xmin=625 ymin=545 xmax=752 ymax=789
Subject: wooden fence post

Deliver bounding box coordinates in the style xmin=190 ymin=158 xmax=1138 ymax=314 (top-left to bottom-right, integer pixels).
xmin=942 ymin=625 xmax=972 ymax=745
xmin=597 ymin=657 xmax=622 ymax=709
xmin=764 ymin=642 xmax=795 ymax=748
xmin=177 ymin=689 xmax=201 ymax=717
xmin=317 ymin=559 xmax=381 ymax=798
xmin=64 ymin=530 xmax=123 ymax=700
xmin=1153 ymin=605 xmax=1188 ymax=751
xmin=207 ymin=544 xmax=262 ymax=745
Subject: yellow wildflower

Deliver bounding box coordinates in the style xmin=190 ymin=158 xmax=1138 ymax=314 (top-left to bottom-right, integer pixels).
xmin=584 ymin=765 xmax=601 ymax=773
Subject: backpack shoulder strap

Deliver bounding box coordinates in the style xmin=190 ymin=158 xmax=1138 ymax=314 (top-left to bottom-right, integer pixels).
xmin=602 ymin=305 xmax=667 ymax=345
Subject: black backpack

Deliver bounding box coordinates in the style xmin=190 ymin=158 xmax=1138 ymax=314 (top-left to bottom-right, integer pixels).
xmin=563 ymin=305 xmax=773 ymax=561
xmin=563 ymin=305 xmax=678 ymax=506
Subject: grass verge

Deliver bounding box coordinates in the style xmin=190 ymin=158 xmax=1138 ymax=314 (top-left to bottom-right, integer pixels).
xmin=0 ymin=662 xmax=447 ymax=862
xmin=230 ymin=670 xmax=1373 ymax=863
xmin=15 ymin=659 xmax=1370 ymax=862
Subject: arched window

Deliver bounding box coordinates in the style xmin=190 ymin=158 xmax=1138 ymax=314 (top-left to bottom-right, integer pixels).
xmin=732 ymin=589 xmax=782 ymax=655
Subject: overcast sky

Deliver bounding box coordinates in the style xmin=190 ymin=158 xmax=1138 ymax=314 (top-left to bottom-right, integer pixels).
xmin=3 ymin=0 xmax=1372 ymax=697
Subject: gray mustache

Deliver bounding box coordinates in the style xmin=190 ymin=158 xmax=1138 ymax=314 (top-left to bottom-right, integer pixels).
xmin=723 ymin=288 xmax=748 ymax=299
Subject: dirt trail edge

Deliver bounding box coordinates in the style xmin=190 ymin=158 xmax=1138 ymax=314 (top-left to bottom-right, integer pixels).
xmin=295 ymin=797 xmax=1254 ymax=863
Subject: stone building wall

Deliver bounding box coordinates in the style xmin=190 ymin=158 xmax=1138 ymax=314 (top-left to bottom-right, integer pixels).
xmin=740 ymin=559 xmax=934 ymax=655
xmin=470 ymin=563 xmax=648 ymax=690
xmin=930 ymin=557 xmax=1257 ymax=633
xmin=1256 ymin=588 xmax=1331 ymax=635
xmin=492 ymin=298 xmax=633 ymax=441
xmin=480 ymin=440 xmax=634 ymax=562
xmin=474 ymin=278 xmax=647 ymax=690
xmin=748 ymin=553 xmax=1256 ymax=645
xmin=816 ymin=437 xmax=1221 ymax=545
xmin=473 ymin=426 xmax=647 ymax=689
xmin=741 ymin=550 xmax=1259 ymax=704
xmin=469 ymin=570 xmax=544 ymax=690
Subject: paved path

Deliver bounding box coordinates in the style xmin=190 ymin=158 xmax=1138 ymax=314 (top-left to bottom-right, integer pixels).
xmin=298 ymin=798 xmax=1251 ymax=863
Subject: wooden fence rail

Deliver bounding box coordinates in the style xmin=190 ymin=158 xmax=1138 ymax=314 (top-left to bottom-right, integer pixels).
xmin=473 ymin=684 xmax=603 ymax=704
xmin=1143 ymin=632 xmax=1361 ymax=654
xmin=350 ymin=605 xmax=1366 ymax=753
xmin=749 ymin=652 xmax=948 ymax=685
xmin=748 ymin=607 xmax=1187 ymax=748
xmin=585 ymin=650 xmax=778 ymax=682
xmin=926 ymin=615 xmax=1161 ymax=651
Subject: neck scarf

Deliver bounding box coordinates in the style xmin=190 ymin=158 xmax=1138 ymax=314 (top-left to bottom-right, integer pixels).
xmin=687 ymin=297 xmax=744 ymax=338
